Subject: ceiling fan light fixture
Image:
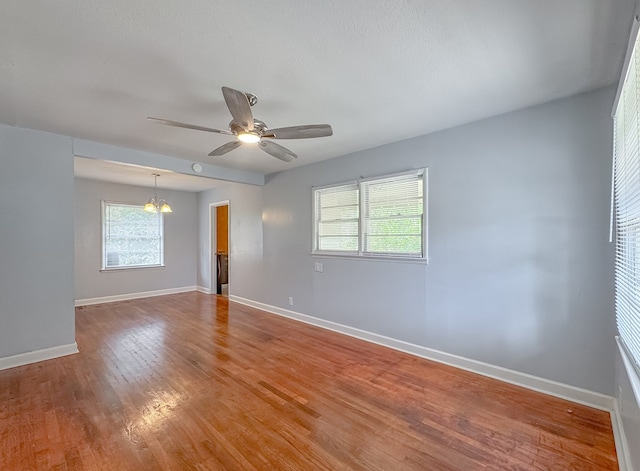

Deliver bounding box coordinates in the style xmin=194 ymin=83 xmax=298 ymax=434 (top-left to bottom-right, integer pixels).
xmin=237 ymin=132 xmax=261 ymax=144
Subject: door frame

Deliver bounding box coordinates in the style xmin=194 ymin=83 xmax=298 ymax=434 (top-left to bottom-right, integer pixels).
xmin=209 ymin=200 xmax=230 ymax=295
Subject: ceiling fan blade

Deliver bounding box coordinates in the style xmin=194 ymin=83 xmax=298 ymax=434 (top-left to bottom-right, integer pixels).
xmin=147 ymin=117 xmax=233 ymax=135
xmin=208 ymin=140 xmax=243 ymax=156
xmin=221 ymin=86 xmax=254 ymax=132
xmin=258 ymin=140 xmax=297 ymax=162
xmin=262 ymin=124 xmax=333 ymax=139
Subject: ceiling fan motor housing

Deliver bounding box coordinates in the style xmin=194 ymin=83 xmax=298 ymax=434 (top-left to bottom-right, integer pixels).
xmin=230 ymin=119 xmax=267 ymax=136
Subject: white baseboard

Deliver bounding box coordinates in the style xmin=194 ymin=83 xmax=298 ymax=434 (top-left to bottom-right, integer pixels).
xmin=196 ymin=286 xmax=211 ymax=294
xmin=229 ymin=295 xmax=615 ymax=412
xmin=611 ymin=399 xmax=632 ymax=471
xmin=0 ymin=343 xmax=79 ymax=371
xmin=75 ymin=286 xmax=198 ymax=306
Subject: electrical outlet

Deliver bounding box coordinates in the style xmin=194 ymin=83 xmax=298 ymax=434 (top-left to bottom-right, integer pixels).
xmin=288 ymin=296 xmax=294 ymax=306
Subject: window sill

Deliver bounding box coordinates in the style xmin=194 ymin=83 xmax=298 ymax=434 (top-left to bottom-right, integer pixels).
xmin=311 ymin=252 xmax=429 ymax=264
xmin=617 ymin=336 xmax=640 ymax=408
xmin=101 ymin=265 xmax=165 ymax=272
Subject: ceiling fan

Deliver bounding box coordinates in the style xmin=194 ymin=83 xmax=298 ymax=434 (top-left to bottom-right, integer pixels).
xmin=147 ymin=86 xmax=333 ymax=162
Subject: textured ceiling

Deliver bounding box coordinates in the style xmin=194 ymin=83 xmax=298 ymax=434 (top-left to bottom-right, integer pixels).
xmin=0 ymin=0 xmax=635 ymax=181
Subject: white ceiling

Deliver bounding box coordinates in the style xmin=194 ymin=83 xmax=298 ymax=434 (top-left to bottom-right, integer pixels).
xmin=1 ymin=0 xmax=635 ymax=188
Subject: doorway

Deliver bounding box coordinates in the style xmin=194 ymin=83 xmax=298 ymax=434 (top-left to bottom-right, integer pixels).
xmin=210 ymin=201 xmax=230 ymax=296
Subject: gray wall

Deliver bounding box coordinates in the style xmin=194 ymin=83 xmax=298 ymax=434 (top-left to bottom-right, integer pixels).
xmin=199 ymin=87 xmax=616 ymax=395
xmin=0 ymin=124 xmax=75 ymax=357
xmin=197 ymin=183 xmax=264 ymax=300
xmin=75 ymin=178 xmax=198 ymax=300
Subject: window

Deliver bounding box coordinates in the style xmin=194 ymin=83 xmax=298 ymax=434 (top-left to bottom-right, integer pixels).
xmin=314 ymin=183 xmax=360 ymax=253
xmin=102 ymin=202 xmax=164 ymax=270
xmin=313 ymin=170 xmax=426 ymax=259
xmin=613 ymin=28 xmax=640 ymax=373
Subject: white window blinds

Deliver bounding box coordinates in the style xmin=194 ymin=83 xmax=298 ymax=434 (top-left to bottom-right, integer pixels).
xmin=315 ymin=184 xmax=359 ymax=253
xmin=613 ymin=29 xmax=640 ymax=372
xmin=361 ymin=173 xmax=424 ymax=256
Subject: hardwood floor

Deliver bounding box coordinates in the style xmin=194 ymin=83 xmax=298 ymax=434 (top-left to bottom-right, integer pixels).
xmin=0 ymin=292 xmax=618 ymax=470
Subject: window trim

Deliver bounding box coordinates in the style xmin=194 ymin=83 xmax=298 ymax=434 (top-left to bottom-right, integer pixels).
xmin=312 ymin=169 xmax=428 ymax=261
xmin=101 ymin=200 xmax=166 ymax=271
xmin=612 ymin=22 xmax=640 ymax=387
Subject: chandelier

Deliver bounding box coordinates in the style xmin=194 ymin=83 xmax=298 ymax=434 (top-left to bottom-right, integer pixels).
xmin=144 ymin=173 xmax=172 ymax=213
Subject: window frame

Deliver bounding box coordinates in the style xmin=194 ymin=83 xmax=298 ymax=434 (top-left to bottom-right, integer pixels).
xmin=101 ymin=200 xmax=165 ymax=271
xmin=312 ymin=169 xmax=428 ymax=261
xmin=612 ymin=22 xmax=640 ymax=384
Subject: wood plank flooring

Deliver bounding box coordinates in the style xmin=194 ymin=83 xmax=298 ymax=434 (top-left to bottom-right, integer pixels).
xmin=0 ymin=292 xmax=618 ymax=470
